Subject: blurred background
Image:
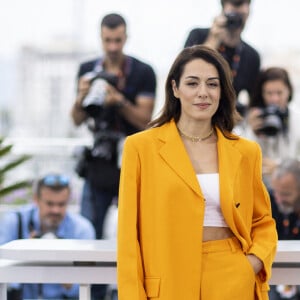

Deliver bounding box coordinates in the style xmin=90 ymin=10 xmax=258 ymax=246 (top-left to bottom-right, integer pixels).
xmin=1 ymin=0 xmax=299 ymax=206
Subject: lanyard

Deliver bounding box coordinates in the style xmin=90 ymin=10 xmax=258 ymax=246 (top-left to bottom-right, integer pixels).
xmin=93 ymin=56 xmax=130 ymax=91
xmin=218 ymin=43 xmax=243 ymax=79
xmin=282 ymin=214 xmax=300 ymax=237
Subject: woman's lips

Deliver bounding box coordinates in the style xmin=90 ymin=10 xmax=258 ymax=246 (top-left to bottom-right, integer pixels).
xmin=194 ymin=103 xmax=210 ymax=109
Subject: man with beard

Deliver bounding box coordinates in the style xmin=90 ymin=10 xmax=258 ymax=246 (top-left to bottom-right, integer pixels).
xmin=71 ymin=12 xmax=156 ymax=240
xmin=269 ymin=159 xmax=300 ymax=300
xmin=270 ymin=159 xmax=300 ymax=239
xmin=0 ymin=173 xmax=95 ymax=300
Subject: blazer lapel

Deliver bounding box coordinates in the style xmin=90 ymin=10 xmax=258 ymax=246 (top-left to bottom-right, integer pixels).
xmin=156 ymin=123 xmax=243 ymax=200
xmin=158 ymin=121 xmax=202 ymax=197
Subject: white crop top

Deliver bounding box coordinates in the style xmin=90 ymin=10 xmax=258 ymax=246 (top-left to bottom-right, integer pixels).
xmin=197 ymin=173 xmax=228 ymax=227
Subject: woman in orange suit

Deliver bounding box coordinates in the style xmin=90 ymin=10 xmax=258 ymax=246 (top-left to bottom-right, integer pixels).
xmin=117 ymin=45 xmax=277 ymax=300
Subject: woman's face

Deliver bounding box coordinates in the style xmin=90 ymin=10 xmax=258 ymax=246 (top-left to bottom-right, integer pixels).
xmin=262 ymin=80 xmax=290 ymax=110
xmin=172 ymin=58 xmax=221 ymax=123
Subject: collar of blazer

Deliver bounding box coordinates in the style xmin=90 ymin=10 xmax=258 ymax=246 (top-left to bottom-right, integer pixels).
xmin=157 ymin=120 xmax=243 ymax=201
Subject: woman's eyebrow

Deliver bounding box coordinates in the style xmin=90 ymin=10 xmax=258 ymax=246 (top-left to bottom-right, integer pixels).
xmin=184 ymin=76 xmax=220 ymax=80
xmin=207 ymin=77 xmax=220 ymax=81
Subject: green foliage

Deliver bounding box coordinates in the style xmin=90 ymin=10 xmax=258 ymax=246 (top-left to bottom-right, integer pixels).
xmin=0 ymin=137 xmax=32 ymax=199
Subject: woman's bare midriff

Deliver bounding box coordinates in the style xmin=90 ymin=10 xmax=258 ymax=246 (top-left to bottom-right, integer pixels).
xmin=203 ymin=226 xmax=234 ymax=242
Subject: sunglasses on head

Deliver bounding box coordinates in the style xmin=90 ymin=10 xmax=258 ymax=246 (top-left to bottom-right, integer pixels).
xmin=41 ymin=174 xmax=70 ymax=187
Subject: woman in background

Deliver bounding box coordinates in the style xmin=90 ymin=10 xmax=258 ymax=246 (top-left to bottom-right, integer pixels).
xmin=246 ymin=67 xmax=300 ymax=182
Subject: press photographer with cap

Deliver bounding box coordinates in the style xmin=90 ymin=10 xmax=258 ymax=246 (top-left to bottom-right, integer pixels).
xmin=0 ymin=173 xmax=95 ymax=300
xmin=184 ymin=0 xmax=260 ymax=117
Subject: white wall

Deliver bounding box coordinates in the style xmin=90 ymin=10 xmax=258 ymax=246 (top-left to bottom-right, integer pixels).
xmin=1 ymin=0 xmax=300 ymax=113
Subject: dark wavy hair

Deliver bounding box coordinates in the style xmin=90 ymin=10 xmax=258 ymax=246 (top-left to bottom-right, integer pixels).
xmin=149 ymin=45 xmax=240 ymax=138
xmin=250 ymin=67 xmax=293 ymax=108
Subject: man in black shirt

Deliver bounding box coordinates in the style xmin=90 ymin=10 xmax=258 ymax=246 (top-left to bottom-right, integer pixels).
xmin=185 ymin=0 xmax=260 ymax=116
xmin=71 ymin=13 xmax=156 ymax=239
xmin=71 ymin=13 xmax=156 ymax=300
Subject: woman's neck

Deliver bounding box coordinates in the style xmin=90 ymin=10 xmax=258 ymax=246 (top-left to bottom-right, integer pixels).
xmin=177 ymin=120 xmax=213 ymax=137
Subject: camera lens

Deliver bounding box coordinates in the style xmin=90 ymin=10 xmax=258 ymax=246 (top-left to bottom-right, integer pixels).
xmin=225 ymin=13 xmax=243 ymax=31
xmin=256 ymin=105 xmax=286 ymax=136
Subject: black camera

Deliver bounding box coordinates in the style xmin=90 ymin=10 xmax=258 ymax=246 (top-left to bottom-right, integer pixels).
xmin=93 ymin=70 xmax=119 ymax=87
xmin=225 ymin=12 xmax=244 ymax=31
xmin=82 ymin=71 xmax=119 ymax=118
xmin=236 ymin=101 xmax=247 ymax=118
xmin=75 ymin=71 xmax=123 ymax=191
xmin=256 ymin=105 xmax=288 ymax=136
xmin=74 ymin=131 xmax=122 ymax=191
xmin=92 ymin=131 xmax=123 ymax=161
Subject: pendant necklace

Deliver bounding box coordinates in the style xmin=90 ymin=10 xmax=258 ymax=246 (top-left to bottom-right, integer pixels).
xmin=178 ymin=127 xmax=214 ymax=143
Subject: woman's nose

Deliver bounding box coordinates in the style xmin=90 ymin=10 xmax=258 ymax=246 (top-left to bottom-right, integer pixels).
xmin=197 ymin=84 xmax=208 ymax=98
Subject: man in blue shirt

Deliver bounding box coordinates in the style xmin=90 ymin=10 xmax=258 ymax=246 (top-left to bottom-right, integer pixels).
xmin=0 ymin=173 xmax=96 ymax=300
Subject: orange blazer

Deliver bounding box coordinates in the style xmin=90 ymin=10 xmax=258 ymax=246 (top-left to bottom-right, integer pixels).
xmin=117 ymin=119 xmax=277 ymax=300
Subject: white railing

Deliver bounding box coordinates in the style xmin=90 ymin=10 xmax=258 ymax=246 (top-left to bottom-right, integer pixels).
xmin=0 ymin=239 xmax=299 ymax=300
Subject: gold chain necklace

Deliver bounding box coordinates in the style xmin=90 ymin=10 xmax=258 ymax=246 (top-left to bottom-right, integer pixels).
xmin=178 ymin=127 xmax=214 ymax=143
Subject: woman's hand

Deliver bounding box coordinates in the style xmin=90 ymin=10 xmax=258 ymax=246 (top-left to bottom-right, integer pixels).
xmin=246 ymin=254 xmax=263 ymax=274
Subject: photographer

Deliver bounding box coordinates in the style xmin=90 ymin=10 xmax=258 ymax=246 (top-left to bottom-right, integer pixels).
xmin=0 ymin=173 xmax=96 ymax=300
xmin=184 ymin=0 xmax=260 ymax=117
xmin=268 ymin=159 xmax=300 ymax=300
xmin=246 ymin=67 xmax=300 ymax=184
xmin=70 ymin=13 xmax=156 ymax=300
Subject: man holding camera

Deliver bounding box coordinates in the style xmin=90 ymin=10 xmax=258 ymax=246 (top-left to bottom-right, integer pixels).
xmin=0 ymin=174 xmax=96 ymax=300
xmin=71 ymin=12 xmax=156 ymax=300
xmin=184 ymin=0 xmax=260 ymax=116
xmin=71 ymin=12 xmax=156 ymax=238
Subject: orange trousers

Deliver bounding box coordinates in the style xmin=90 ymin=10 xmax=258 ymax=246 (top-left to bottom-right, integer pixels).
xmin=200 ymin=237 xmax=256 ymax=300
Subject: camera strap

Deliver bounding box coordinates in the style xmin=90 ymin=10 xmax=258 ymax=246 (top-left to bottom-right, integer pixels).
xmin=16 ymin=211 xmax=22 ymax=239
xmin=15 ymin=208 xmax=36 ymax=239
xmin=15 ymin=209 xmax=42 ymax=297
xmin=93 ymin=57 xmax=130 ymax=91
xmin=218 ymin=43 xmax=243 ymax=78
xmin=93 ymin=58 xmax=104 ymax=73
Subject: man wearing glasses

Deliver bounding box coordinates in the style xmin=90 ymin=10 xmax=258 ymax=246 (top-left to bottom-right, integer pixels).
xmin=0 ymin=173 xmax=95 ymax=300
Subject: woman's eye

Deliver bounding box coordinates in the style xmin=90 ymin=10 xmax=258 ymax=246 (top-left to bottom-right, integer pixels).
xmin=187 ymin=82 xmax=197 ymax=86
xmin=208 ymin=82 xmax=218 ymax=88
